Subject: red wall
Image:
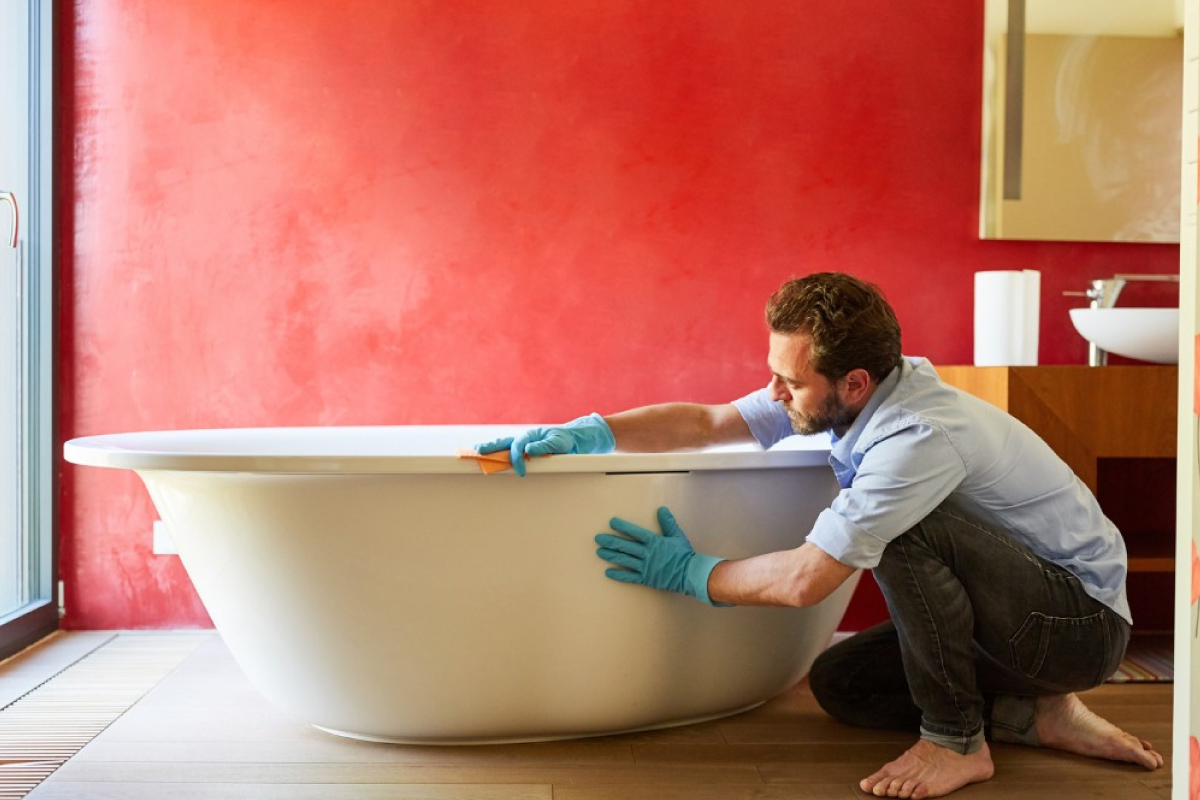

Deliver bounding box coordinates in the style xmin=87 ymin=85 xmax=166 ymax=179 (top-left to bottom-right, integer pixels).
xmin=57 ymin=0 xmax=1179 ymax=630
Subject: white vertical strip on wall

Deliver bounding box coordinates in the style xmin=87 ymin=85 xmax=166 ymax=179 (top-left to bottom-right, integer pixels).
xmin=1173 ymin=0 xmax=1198 ymax=797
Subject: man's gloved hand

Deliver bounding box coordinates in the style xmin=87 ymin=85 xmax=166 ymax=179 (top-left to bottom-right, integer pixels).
xmin=474 ymin=413 xmax=615 ymax=477
xmin=595 ymin=506 xmax=728 ymax=606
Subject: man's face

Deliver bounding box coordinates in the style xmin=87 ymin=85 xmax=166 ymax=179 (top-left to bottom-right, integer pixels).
xmin=766 ymin=332 xmax=857 ymax=436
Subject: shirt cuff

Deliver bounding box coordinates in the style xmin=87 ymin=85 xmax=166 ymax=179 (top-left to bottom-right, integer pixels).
xmin=806 ymin=508 xmax=887 ymax=571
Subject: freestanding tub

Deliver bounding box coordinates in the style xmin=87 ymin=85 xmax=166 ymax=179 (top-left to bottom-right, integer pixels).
xmin=64 ymin=425 xmax=857 ymax=744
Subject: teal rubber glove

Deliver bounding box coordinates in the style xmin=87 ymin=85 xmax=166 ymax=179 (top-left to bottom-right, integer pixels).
xmin=595 ymin=506 xmax=728 ymax=606
xmin=474 ymin=413 xmax=615 ymax=477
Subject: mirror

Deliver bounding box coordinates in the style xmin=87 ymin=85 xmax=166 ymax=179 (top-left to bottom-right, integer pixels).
xmin=980 ymin=0 xmax=1183 ymax=242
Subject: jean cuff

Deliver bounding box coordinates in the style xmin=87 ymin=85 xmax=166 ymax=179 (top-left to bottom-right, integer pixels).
xmin=920 ymin=726 xmax=986 ymax=755
xmin=988 ymin=694 xmax=1040 ymax=747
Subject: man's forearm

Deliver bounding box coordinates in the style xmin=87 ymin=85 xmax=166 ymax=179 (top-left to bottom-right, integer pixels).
xmin=604 ymin=403 xmax=754 ymax=453
xmin=707 ymin=542 xmax=857 ymax=608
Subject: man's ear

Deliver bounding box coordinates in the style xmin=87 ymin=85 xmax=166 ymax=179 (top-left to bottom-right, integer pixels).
xmin=839 ymin=368 xmax=874 ymax=406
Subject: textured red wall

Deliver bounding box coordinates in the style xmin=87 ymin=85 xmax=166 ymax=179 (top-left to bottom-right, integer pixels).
xmin=57 ymin=0 xmax=1179 ymax=630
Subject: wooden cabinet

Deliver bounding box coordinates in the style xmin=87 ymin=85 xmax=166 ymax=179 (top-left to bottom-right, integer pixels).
xmin=937 ymin=366 xmax=1176 ymax=491
xmin=938 ymin=365 xmax=1178 ymax=631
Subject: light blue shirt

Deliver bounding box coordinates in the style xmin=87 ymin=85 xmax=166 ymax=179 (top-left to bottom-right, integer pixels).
xmin=732 ymin=357 xmax=1131 ymax=623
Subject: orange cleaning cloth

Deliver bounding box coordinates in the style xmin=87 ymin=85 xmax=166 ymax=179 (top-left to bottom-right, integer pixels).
xmin=455 ymin=447 xmax=527 ymax=474
xmin=455 ymin=446 xmax=554 ymax=474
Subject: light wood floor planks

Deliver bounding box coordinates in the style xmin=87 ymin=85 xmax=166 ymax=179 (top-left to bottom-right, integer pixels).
xmin=6 ymin=633 xmax=1173 ymax=799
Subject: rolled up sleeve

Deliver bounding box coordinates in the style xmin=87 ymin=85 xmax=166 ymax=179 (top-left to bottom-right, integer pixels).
xmin=806 ymin=423 xmax=967 ymax=569
xmin=732 ymin=386 xmax=794 ymax=449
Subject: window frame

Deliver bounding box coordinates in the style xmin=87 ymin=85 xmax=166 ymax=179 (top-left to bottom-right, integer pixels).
xmin=0 ymin=0 xmax=57 ymax=661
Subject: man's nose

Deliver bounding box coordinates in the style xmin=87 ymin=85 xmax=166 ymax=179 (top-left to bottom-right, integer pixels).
xmin=769 ymin=376 xmax=789 ymax=401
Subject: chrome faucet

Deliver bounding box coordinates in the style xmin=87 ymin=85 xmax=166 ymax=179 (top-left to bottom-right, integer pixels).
xmin=0 ymin=191 xmax=16 ymax=249
xmin=1064 ymin=274 xmax=1179 ymax=366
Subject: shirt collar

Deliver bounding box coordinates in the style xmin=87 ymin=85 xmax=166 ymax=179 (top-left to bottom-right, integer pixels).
xmin=829 ymin=359 xmax=907 ymax=460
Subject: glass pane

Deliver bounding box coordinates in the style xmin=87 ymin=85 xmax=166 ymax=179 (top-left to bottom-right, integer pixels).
xmin=0 ymin=242 xmax=17 ymax=616
xmin=0 ymin=1 xmax=30 ymax=619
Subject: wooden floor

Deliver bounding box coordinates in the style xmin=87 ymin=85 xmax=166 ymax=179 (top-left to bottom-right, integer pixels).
xmin=7 ymin=632 xmax=1174 ymax=799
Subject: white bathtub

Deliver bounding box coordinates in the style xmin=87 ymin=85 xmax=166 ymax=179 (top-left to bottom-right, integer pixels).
xmin=64 ymin=425 xmax=857 ymax=744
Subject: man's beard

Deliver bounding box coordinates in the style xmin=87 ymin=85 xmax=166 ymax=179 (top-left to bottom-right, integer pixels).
xmin=786 ymin=391 xmax=858 ymax=436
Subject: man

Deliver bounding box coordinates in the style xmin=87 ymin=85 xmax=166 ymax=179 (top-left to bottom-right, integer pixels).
xmin=476 ymin=272 xmax=1162 ymax=799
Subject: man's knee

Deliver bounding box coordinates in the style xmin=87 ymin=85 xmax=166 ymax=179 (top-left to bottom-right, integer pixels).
xmin=807 ymin=627 xmax=894 ymax=721
xmin=807 ymin=644 xmax=840 ymax=710
xmin=873 ymin=505 xmax=975 ymax=585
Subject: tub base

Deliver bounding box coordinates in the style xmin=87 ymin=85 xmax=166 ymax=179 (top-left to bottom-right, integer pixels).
xmin=312 ymin=699 xmax=769 ymax=746
xmin=107 ymin=440 xmax=852 ymax=745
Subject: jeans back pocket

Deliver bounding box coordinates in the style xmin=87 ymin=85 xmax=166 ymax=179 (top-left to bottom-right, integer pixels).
xmin=1009 ymin=610 xmax=1113 ymax=691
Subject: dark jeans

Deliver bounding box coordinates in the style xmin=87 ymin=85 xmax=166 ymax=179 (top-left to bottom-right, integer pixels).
xmin=809 ymin=504 xmax=1130 ymax=755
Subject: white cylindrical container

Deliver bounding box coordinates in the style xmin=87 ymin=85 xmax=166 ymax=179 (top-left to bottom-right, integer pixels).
xmin=974 ymin=270 xmax=1040 ymax=366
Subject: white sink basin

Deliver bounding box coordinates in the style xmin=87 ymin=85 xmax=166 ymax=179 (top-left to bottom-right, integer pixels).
xmin=1068 ymin=308 xmax=1179 ymax=364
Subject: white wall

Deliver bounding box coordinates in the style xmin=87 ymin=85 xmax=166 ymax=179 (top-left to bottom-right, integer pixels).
xmin=1172 ymin=1 xmax=1198 ymax=796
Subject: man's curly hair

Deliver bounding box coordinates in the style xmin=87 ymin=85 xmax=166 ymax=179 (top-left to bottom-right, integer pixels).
xmin=765 ymin=272 xmax=902 ymax=384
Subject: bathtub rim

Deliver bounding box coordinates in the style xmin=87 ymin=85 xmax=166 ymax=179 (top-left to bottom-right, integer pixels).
xmin=63 ymin=425 xmax=832 ymax=475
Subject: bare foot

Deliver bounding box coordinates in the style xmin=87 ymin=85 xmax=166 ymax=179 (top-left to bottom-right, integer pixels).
xmin=1033 ymin=693 xmax=1163 ymax=770
xmin=860 ymin=739 xmax=995 ymax=799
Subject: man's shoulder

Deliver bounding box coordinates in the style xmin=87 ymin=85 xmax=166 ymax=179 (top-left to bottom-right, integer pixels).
xmin=873 ymin=358 xmax=951 ymax=417
xmin=880 ymin=357 xmax=1022 ymax=444
xmin=862 ymin=358 xmax=982 ymax=441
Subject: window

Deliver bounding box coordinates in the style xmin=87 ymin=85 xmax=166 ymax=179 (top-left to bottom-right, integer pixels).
xmin=0 ymin=0 xmax=56 ymax=659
